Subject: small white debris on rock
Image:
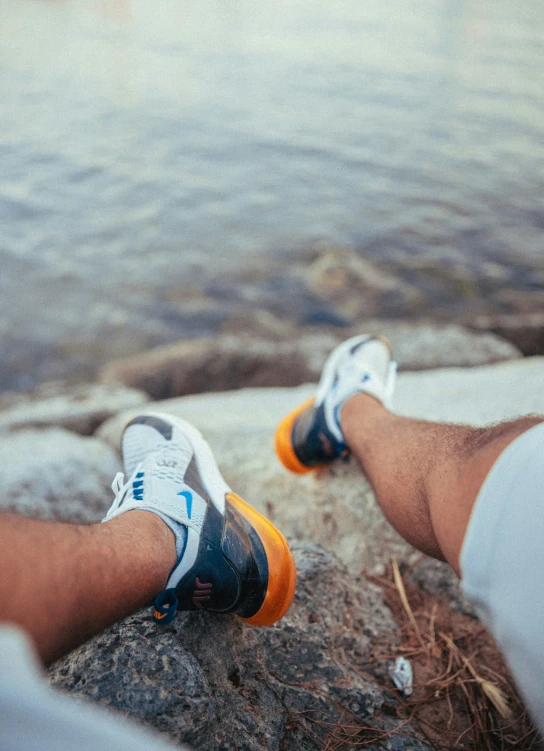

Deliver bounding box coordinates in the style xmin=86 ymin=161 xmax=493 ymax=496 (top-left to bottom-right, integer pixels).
xmin=391 ymin=656 xmax=413 ymax=696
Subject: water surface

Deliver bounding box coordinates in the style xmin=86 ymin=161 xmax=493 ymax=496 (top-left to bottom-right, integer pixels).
xmin=1 ymin=0 xmax=543 ymax=390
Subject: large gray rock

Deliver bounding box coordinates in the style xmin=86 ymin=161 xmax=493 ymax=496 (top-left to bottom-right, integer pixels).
xmin=288 ymin=245 xmax=543 ymax=326
xmin=0 ymin=428 xmax=119 ymax=522
xmin=378 ymin=321 xmax=520 ymax=370
xmin=99 ymin=324 xmax=520 ymax=400
xmin=100 ymin=334 xmax=339 ymax=401
xmin=0 ymin=382 xmax=149 ymax=436
xmin=49 ymin=544 xmax=429 ymax=751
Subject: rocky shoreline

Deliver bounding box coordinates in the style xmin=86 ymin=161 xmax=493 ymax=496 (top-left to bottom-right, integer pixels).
xmin=100 ymin=322 xmax=519 ymax=400
xmin=3 ymin=244 xmax=543 ymax=396
xmin=2 ymin=335 xmax=544 ymax=749
xmin=0 ymin=322 xmax=521 ymax=407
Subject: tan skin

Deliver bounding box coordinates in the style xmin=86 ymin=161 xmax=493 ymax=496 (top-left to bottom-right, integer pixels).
xmin=342 ymin=394 xmax=543 ymax=576
xmin=0 ymin=511 xmax=176 ymax=665
xmin=0 ymin=398 xmax=541 ymax=665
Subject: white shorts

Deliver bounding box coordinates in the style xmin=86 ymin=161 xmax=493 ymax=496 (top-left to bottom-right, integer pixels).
xmin=461 ymin=421 xmax=544 ymax=732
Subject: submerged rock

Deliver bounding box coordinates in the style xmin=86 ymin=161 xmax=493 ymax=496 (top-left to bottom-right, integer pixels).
xmin=49 ymin=544 xmax=429 ymax=751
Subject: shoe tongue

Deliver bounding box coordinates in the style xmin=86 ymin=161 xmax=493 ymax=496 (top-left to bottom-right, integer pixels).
xmin=143 ymin=437 xmax=194 ymax=478
xmin=350 ymin=339 xmax=390 ymax=381
xmin=332 ymin=341 xmax=389 ymax=402
xmin=130 ymin=437 xmax=208 ymax=533
xmin=333 ymin=362 xmax=378 ymax=406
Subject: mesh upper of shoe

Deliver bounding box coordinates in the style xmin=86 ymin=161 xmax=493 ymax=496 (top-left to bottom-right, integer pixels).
xmin=122 ymin=423 xmax=170 ymax=476
xmin=106 ymin=429 xmax=208 ymax=534
xmin=320 ymin=338 xmax=396 ymax=442
xmin=331 ymin=339 xmax=391 ymax=401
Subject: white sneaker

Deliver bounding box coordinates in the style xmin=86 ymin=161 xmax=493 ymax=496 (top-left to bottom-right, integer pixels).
xmin=103 ymin=413 xmax=296 ymax=626
xmin=275 ymin=335 xmax=396 ymax=473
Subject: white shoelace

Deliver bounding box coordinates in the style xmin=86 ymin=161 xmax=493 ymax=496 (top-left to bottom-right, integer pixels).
xmin=102 ymin=464 xmax=189 ymax=560
xmin=102 ymin=467 xmax=141 ymax=522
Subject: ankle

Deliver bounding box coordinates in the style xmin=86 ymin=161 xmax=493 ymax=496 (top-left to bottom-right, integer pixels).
xmin=106 ymin=511 xmax=177 ymax=587
xmin=128 ymin=510 xmax=176 ymax=545
xmin=340 ymin=392 xmax=389 ymax=447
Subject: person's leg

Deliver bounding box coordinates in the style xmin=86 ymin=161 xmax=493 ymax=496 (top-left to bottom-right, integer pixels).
xmin=275 ymin=336 xmax=544 ymax=732
xmin=1 ymin=412 xmax=296 ymax=667
xmin=0 ymin=511 xmax=176 ymax=665
xmin=341 ymin=394 xmax=543 ymax=575
xmin=275 ymin=333 xmax=543 ymax=575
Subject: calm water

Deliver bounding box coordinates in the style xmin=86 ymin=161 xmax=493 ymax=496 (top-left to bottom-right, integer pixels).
xmin=1 ymin=0 xmax=543 ymax=391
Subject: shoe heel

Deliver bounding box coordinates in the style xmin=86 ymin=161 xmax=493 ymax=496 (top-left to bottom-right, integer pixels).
xmin=226 ymin=492 xmax=296 ymax=626
xmin=275 ymin=398 xmax=318 ymax=475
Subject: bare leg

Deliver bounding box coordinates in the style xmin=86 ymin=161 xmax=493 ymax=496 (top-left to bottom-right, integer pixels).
xmin=341 ymin=394 xmax=543 ymax=576
xmin=0 ymin=512 xmax=176 ymax=665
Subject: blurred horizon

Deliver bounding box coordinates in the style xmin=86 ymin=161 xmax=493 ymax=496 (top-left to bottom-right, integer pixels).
xmin=1 ymin=0 xmax=543 ymax=392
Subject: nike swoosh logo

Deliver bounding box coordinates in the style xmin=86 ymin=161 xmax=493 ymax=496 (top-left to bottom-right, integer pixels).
xmin=178 ymin=490 xmax=193 ymax=519
xmin=153 ymin=610 xmax=169 ymax=620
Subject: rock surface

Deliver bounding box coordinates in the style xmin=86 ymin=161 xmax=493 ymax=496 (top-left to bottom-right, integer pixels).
xmin=49 ymin=544 xmax=430 ymax=751
xmin=99 ymin=324 xmax=520 ymax=400
xmin=468 ymin=311 xmax=544 ymax=357
xmin=0 ymin=428 xmax=119 ymax=522
xmin=0 ymin=382 xmax=149 ymax=435
xmin=10 ymin=357 xmax=544 ymax=749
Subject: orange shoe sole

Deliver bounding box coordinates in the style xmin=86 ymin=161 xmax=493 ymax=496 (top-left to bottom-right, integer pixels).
xmin=226 ymin=491 xmax=296 ymax=626
xmin=274 ymin=397 xmax=328 ymax=475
